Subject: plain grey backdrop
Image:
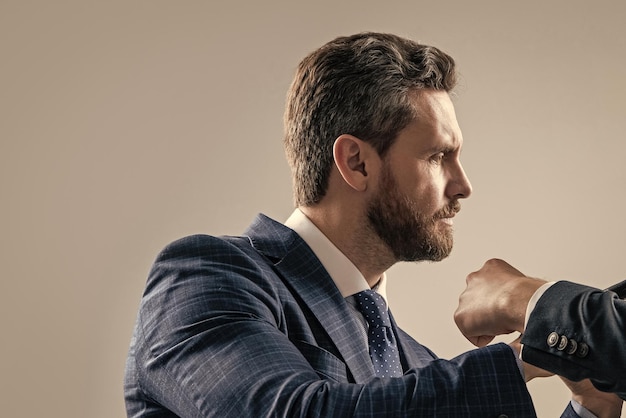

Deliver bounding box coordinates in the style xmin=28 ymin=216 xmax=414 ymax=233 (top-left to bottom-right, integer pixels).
xmin=2 ymin=1 xmax=625 ymax=416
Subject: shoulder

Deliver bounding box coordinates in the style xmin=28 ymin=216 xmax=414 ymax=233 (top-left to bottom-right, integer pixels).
xmin=155 ymin=233 xmax=251 ymax=260
xmin=146 ymin=233 xmax=274 ymax=275
xmin=143 ymin=233 xmax=278 ymax=294
xmin=141 ymin=232 xmax=285 ymax=319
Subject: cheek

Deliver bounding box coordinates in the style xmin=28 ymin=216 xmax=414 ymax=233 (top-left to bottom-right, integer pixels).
xmin=418 ymin=189 xmax=444 ymax=216
xmin=405 ymin=176 xmax=446 ymax=214
xmin=389 ymin=162 xmax=446 ymax=213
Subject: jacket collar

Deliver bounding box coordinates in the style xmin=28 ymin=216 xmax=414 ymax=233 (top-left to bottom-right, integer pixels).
xmin=243 ymin=213 xmax=376 ymax=382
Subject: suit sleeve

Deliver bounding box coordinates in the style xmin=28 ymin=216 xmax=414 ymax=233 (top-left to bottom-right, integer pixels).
xmin=125 ymin=235 xmax=538 ymax=417
xmin=521 ymin=281 xmax=626 ymax=398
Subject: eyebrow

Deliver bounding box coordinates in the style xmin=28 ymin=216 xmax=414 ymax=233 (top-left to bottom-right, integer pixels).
xmin=425 ymin=143 xmax=459 ymax=155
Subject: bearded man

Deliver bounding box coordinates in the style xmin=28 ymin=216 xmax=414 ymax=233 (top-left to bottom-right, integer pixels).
xmin=124 ymin=32 xmax=620 ymax=417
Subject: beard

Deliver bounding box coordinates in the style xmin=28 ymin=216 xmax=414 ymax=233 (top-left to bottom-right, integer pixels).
xmin=366 ymin=164 xmax=460 ymax=262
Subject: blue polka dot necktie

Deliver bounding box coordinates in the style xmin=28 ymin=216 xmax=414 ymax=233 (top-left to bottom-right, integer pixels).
xmin=354 ymin=289 xmax=403 ymax=378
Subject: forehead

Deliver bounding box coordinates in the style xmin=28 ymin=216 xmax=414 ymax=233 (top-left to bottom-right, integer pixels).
xmin=396 ymin=90 xmax=462 ymax=152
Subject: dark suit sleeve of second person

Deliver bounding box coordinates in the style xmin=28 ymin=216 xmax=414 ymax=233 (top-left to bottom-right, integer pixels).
xmin=521 ymin=280 xmax=626 ymax=397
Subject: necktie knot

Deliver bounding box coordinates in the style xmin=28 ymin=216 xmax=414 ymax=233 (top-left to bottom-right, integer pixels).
xmin=353 ymin=289 xmax=402 ymax=378
xmin=354 ymin=289 xmax=391 ymax=328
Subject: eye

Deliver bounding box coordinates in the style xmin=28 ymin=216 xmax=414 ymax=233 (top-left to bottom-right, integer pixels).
xmin=430 ymin=152 xmax=445 ymax=165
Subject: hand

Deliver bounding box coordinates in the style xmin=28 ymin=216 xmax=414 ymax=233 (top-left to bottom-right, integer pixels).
xmin=562 ymin=377 xmax=623 ymax=418
xmin=454 ymin=259 xmax=546 ymax=346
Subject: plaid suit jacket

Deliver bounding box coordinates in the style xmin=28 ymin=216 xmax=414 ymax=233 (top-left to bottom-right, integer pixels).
xmin=125 ymin=214 xmax=547 ymax=417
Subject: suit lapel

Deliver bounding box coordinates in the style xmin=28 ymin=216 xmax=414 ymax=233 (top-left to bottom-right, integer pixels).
xmin=389 ymin=311 xmax=438 ymax=368
xmin=244 ymin=214 xmax=375 ymax=383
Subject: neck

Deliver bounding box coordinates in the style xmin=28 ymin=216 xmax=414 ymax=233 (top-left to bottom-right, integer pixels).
xmin=299 ymin=205 xmax=395 ymax=288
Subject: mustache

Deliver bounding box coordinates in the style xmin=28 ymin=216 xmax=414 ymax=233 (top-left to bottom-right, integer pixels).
xmin=436 ymin=201 xmax=461 ymax=218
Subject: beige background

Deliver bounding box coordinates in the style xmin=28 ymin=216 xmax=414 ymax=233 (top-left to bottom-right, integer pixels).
xmin=2 ymin=1 xmax=625 ymax=417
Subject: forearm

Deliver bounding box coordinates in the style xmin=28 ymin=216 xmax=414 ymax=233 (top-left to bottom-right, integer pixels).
xmin=132 ymin=330 xmax=535 ymax=417
xmin=522 ymin=281 xmax=626 ymax=391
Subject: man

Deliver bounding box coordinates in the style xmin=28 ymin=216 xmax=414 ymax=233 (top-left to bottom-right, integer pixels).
xmin=455 ymin=258 xmax=626 ymax=401
xmin=124 ymin=32 xmax=617 ymax=417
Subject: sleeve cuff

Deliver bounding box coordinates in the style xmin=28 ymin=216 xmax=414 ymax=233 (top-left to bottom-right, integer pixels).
xmin=520 ymin=281 xmax=556 ymax=360
xmin=524 ymin=281 xmax=557 ymax=330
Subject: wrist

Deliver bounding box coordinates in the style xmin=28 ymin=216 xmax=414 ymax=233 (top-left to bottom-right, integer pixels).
xmin=503 ymin=276 xmax=546 ymax=333
xmin=562 ymin=377 xmax=623 ymax=418
xmin=571 ymin=393 xmax=622 ymax=418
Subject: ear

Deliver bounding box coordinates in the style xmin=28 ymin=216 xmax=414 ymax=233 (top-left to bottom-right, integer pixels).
xmin=333 ymin=134 xmax=379 ymax=192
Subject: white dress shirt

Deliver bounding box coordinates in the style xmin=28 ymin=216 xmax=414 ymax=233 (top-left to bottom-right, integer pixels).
xmin=284 ymin=208 xmax=388 ymax=300
xmin=285 ymin=208 xmax=389 ymax=348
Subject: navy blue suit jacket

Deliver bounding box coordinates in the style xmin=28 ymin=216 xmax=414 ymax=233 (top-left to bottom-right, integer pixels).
xmin=125 ymin=214 xmax=573 ymax=417
xmin=521 ymin=281 xmax=626 ymax=399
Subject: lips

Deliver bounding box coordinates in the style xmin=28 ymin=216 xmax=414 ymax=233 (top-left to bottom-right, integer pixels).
xmin=434 ymin=201 xmax=460 ymax=226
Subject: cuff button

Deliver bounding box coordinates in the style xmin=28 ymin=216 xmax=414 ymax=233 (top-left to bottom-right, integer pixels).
xmin=576 ymin=342 xmax=589 ymax=358
xmin=547 ymin=331 xmax=559 ymax=347
xmin=565 ymin=339 xmax=578 ymax=355
xmin=557 ymin=335 xmax=569 ymax=351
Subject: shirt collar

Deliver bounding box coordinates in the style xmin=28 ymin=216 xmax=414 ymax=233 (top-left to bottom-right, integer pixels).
xmin=284 ymin=208 xmax=388 ymax=302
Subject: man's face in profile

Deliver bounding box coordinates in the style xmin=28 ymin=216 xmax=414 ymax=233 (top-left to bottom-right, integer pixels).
xmin=367 ymin=90 xmax=472 ymax=262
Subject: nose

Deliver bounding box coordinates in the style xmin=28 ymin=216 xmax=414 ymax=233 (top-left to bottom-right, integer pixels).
xmin=448 ymin=162 xmax=472 ymax=200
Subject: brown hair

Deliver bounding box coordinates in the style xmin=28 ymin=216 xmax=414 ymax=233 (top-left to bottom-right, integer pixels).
xmin=284 ymin=32 xmax=457 ymax=206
